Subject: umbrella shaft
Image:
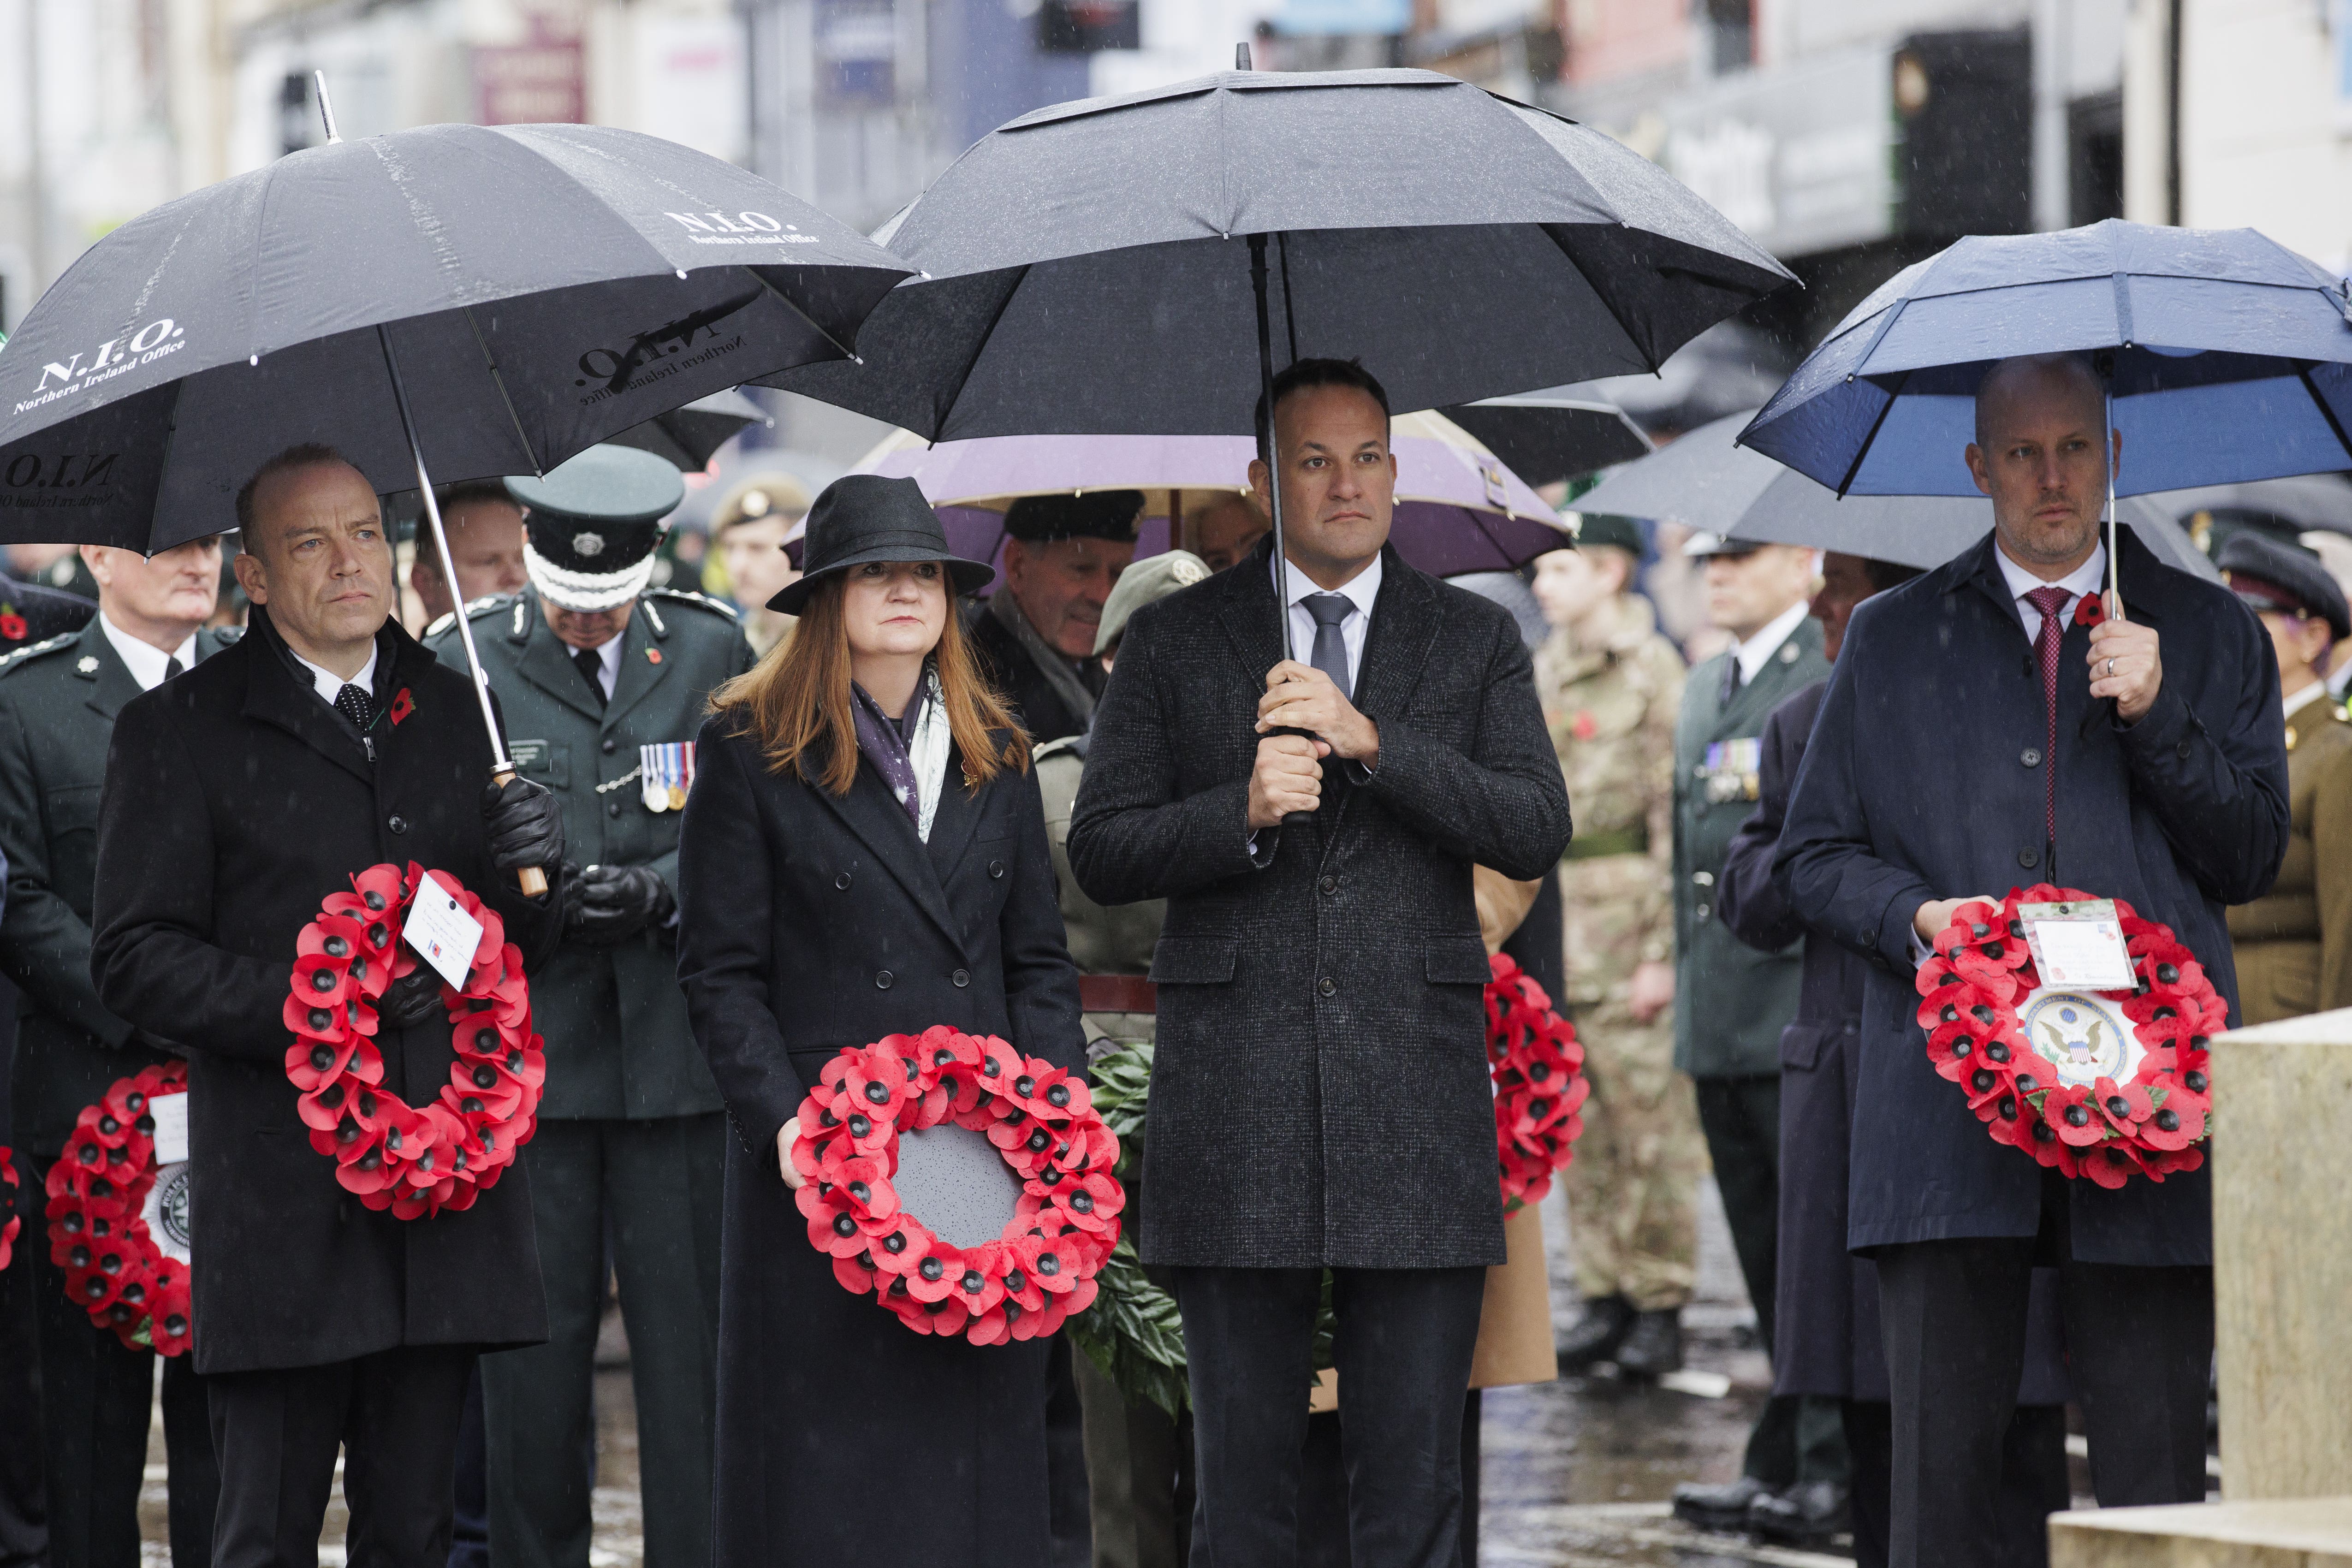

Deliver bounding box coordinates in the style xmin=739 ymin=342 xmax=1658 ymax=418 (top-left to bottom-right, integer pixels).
xmin=1248 ymin=233 xmax=1297 ymax=667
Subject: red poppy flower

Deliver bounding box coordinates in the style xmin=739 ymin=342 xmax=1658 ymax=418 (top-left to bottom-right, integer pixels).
xmin=967 ymin=1301 xmax=1019 ymax=1346
xmin=0 ymin=613 xmax=26 ymax=642
xmin=2079 ymin=1141 xmax=2143 ymax=1189
xmin=1004 ymin=1061 xmax=1090 ymax=1124
xmin=863 ymin=1212 xmax=936 ymax=1277
xmin=952 ymin=1240 xmax=1007 ymax=1315
xmin=828 ymin=1052 xmax=911 ymax=1131
xmin=2073 ymin=592 xmax=2106 ymax=628
xmin=904 ymin=1240 xmax=965 ymax=1303
xmin=2017 ymin=1117 xmax=2080 ymax=1176
xmin=1044 ymin=1170 xmax=1123 ymax=1232
xmin=2138 ymin=1144 xmax=2204 ymax=1178
xmin=882 ymin=1274 xmax=971 ymax=1336
xmin=148 ymin=1273 xmax=193 ymax=1357
xmin=970 ymin=1037 xmax=1020 ymax=1095
xmin=2138 ymin=1086 xmax=2206 ymax=1149
xmin=833 ymin=1249 xmax=880 ymax=1294
xmin=2091 ymin=1076 xmax=2152 ymax=1134
xmin=2037 ymin=1083 xmax=2108 ymax=1147
xmin=388 ymin=687 xmax=414 ymax=725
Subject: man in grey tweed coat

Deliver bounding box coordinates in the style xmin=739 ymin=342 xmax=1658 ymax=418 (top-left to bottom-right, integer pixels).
xmin=1069 ymin=359 xmax=1572 ymax=1567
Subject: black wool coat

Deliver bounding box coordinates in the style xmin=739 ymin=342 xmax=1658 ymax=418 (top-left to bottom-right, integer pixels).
xmin=89 ymin=611 xmax=564 ymax=1375
xmin=673 ymin=716 xmax=1085 ymax=1564
xmin=1066 ymin=539 xmax=1572 ymax=1270
xmin=1722 ymin=681 xmax=2069 ymax=1405
xmin=1775 ymin=531 xmax=2287 ymax=1267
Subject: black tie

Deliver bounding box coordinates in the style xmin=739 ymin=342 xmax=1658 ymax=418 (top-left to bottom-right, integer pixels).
xmin=1720 ymin=653 xmax=1743 ymax=708
xmin=163 ymin=656 xmax=184 ymax=682
xmin=574 ymin=647 xmax=607 ymax=708
xmin=335 ymin=683 xmax=375 ymax=731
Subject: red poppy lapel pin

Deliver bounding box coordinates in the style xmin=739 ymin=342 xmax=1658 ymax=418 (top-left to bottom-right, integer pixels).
xmin=2074 ymin=591 xmax=2107 ymax=629
xmin=0 ymin=606 xmax=26 ymax=642
xmin=388 ymin=688 xmax=415 ymax=726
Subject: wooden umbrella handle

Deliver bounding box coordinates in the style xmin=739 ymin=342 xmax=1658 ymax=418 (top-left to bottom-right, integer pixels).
xmin=491 ymin=763 xmax=550 ymax=897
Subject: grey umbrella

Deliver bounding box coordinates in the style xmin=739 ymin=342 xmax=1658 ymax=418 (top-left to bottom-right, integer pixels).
xmin=0 ymin=96 xmax=908 ymax=890
xmin=1438 ymin=395 xmax=1652 ymax=489
xmin=609 ymin=389 xmax=773 ymax=471
xmin=1576 ymin=410 xmax=2219 ymax=580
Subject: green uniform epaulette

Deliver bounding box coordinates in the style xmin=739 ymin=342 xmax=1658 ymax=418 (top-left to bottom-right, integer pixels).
xmin=425 ymin=595 xmax=517 ymax=641
xmin=0 ymin=635 xmax=77 ymax=678
xmin=644 ymin=588 xmax=739 ymax=621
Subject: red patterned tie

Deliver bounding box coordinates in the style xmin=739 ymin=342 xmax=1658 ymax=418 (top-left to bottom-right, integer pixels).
xmin=2026 ymin=586 xmax=2073 ymax=851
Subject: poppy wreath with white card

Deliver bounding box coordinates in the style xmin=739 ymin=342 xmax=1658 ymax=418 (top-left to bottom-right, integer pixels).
xmin=283 ymin=862 xmax=544 ymax=1220
xmin=1914 ymin=883 xmax=2218 ymax=1187
xmin=42 ymin=1060 xmax=194 ymax=1354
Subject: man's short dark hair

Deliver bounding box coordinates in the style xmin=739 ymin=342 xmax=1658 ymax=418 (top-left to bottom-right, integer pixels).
xmin=233 ymin=443 xmax=362 ymax=540
xmin=1254 ymin=357 xmax=1391 ymax=466
xmin=1864 ymin=558 xmax=1923 ymax=594
xmin=433 ymin=479 xmax=512 ymax=516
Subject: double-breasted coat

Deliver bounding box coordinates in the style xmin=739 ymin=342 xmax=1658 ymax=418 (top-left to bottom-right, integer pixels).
xmin=1065 ymin=539 xmax=1572 ymax=1271
xmin=674 ymin=714 xmax=1085 ymax=1564
xmin=0 ymin=617 xmax=236 ymax=1158
xmin=1775 ymin=531 xmax=2287 ymax=1266
xmin=1673 ymin=615 xmax=1829 ymax=1080
xmin=1720 ymin=680 xmax=2069 ymax=1406
xmin=89 ymin=611 xmax=564 ymax=1374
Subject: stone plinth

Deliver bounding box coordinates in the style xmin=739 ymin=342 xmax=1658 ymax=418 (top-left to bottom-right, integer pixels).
xmin=2048 ymin=1497 xmax=2352 ymax=1567
xmin=2211 ymin=1011 xmax=2352 ymax=1501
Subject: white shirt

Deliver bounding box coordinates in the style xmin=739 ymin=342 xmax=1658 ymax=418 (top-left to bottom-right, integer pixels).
xmin=1732 ymin=600 xmax=1811 ymax=687
xmin=1274 ymin=549 xmax=1382 ymax=693
xmin=1995 ymin=540 xmax=2108 ymax=645
xmin=96 ymin=613 xmax=197 ymax=695
xmin=574 ymin=633 xmax=623 ymax=701
xmin=290 ymin=643 xmax=379 ymax=707
xmin=2285 ymin=678 xmax=2332 ymax=723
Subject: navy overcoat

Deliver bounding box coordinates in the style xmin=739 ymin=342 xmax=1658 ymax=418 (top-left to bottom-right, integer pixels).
xmin=1773 ymin=530 xmax=2286 ymax=1267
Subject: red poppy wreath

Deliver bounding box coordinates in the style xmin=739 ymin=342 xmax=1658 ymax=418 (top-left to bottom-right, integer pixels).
xmin=42 ymin=1062 xmax=194 ymax=1355
xmin=792 ymin=1026 xmax=1123 ymax=1346
xmin=1486 ymin=953 xmax=1587 ymax=1212
xmin=0 ymin=1146 xmax=19 ymax=1272
xmin=284 ymin=862 xmax=543 ymax=1219
xmin=1914 ymin=883 xmax=2217 ymax=1188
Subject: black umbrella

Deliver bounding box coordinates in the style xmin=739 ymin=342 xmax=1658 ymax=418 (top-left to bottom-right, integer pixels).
xmin=1438 ymin=394 xmax=1651 ymax=489
xmin=767 ymin=53 xmax=1789 ymax=770
xmin=609 ymin=389 xmax=772 ymax=471
xmin=0 ymin=92 xmax=908 ymax=886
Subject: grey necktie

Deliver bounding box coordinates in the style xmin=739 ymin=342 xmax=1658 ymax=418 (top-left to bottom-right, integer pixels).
xmin=1303 ymin=593 xmax=1354 ymax=702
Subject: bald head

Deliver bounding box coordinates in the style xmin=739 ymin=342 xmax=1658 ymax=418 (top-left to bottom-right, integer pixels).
xmin=1965 ymin=353 xmax=2118 ymax=580
xmin=230 ymin=449 xmax=396 ymax=676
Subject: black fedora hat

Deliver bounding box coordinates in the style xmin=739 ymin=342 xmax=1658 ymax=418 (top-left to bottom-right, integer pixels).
xmin=770 ymin=474 xmax=995 ymax=615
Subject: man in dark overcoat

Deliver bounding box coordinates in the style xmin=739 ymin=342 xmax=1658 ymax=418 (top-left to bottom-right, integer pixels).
xmin=0 ymin=535 xmax=234 ymax=1568
xmin=1774 ymin=354 xmax=2287 ymax=1568
xmin=1666 ymin=532 xmax=1847 ymax=1536
xmin=89 ymin=445 xmax=568 ymax=1568
xmin=425 ymin=444 xmax=750 ymax=1568
xmin=965 ymin=492 xmax=1140 ymax=744
xmin=1066 ymin=359 xmax=1571 ymax=1568
xmin=1717 ymin=552 xmax=2070 ymax=1565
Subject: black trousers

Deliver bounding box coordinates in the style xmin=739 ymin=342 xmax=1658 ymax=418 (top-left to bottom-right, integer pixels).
xmin=480 ymin=1115 xmax=721 ymax=1568
xmin=1693 ymin=1074 xmax=1847 ymax=1489
xmin=1842 ymin=1400 xmax=2069 ymax=1568
xmin=1173 ymin=1265 xmax=1485 ymax=1568
xmin=208 ymin=1345 xmax=473 ymax=1568
xmin=0 ymin=1147 xmax=46 ymax=1568
xmin=32 ymin=1232 xmax=218 ymax=1568
xmin=1876 ymin=1195 xmax=2212 ymax=1568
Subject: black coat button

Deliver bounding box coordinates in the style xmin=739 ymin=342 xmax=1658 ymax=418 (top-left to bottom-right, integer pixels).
xmin=1318 ymin=976 xmax=1336 ymax=997
xmin=2020 ymin=748 xmax=2042 ymax=767
xmin=2177 ymin=740 xmax=2192 ymax=759
xmin=607 ymin=801 xmax=623 ymax=819
xmin=952 ymin=969 xmax=970 ymax=988
xmin=2018 ymin=849 xmax=2039 ymax=868
xmin=602 ymin=738 xmax=617 ymax=754
xmin=835 ymin=872 xmax=852 ymax=891
xmin=387 ymin=814 xmax=407 ymax=835
xmin=988 ymin=860 xmax=1005 ymax=879
xmin=875 ymin=970 xmax=894 ymax=990
xmin=1319 ymin=875 xmax=1337 ymax=895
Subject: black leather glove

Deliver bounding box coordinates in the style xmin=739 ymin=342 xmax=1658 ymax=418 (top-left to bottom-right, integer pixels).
xmin=565 ymin=863 xmax=675 ymax=947
xmin=380 ymin=967 xmax=446 ymax=1030
xmin=481 ymin=775 xmax=565 ymax=876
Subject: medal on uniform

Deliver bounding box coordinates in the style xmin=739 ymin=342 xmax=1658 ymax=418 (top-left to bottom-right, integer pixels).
xmin=642 ymin=743 xmax=670 ymax=813
xmin=639 ymin=742 xmax=696 ymax=813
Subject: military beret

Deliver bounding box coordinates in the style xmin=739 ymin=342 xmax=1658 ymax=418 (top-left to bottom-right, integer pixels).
xmin=1003 ymin=491 xmax=1144 ymax=545
xmin=711 ymin=471 xmax=813 ymax=534
xmin=506 ymin=444 xmax=685 ymax=612
xmin=1094 ymin=550 xmax=1211 ymax=656
xmin=1573 ymin=513 xmax=1644 ymax=555
xmin=2218 ymin=530 xmax=2351 ymax=640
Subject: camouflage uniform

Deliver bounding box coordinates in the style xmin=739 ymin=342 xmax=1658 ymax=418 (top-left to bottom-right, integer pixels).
xmin=1539 ymin=593 xmax=1706 ymax=1313
xmin=1038 ymin=737 xmax=1162 ymax=1048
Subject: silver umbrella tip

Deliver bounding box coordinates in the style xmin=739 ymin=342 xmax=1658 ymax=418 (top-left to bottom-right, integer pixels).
xmin=313 ymin=71 xmax=342 ymax=145
xmin=1236 ymin=42 xmax=1252 ymax=70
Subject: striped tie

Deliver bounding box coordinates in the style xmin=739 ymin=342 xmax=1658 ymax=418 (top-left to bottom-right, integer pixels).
xmin=2027 ymin=586 xmax=2073 ymax=855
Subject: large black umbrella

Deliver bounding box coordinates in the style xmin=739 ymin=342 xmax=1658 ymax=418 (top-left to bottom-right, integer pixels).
xmin=0 ymin=99 xmax=908 ymax=891
xmin=1438 ymin=394 xmax=1651 ymax=489
xmin=767 ymin=53 xmax=1788 ymax=713
xmin=609 ymin=389 xmax=772 ymax=471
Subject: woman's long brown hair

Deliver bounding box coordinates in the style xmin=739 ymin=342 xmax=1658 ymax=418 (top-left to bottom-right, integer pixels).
xmin=708 ymin=571 xmax=1029 ymax=794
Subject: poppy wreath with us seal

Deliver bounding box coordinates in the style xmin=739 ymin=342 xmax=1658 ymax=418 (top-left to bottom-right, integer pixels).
xmin=791 ymin=1025 xmax=1123 ymax=1346
xmin=42 ymin=1061 xmax=195 ymax=1355
xmin=1486 ymin=953 xmax=1588 ymax=1211
xmin=283 ymin=862 xmax=544 ymax=1220
xmin=1914 ymin=883 xmax=2218 ymax=1188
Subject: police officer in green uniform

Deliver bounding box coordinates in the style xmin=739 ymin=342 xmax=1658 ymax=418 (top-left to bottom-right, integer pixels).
xmin=1665 ymin=533 xmax=1848 ymax=1537
xmin=0 ymin=537 xmax=232 ymax=1568
xmin=425 ymin=444 xmax=752 ymax=1568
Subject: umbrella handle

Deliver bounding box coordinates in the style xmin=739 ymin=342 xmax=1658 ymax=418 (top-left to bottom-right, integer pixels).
xmin=493 ymin=761 xmax=550 ymax=898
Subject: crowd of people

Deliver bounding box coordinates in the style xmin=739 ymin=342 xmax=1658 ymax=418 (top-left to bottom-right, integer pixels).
xmin=0 ymin=344 xmax=2317 ymax=1568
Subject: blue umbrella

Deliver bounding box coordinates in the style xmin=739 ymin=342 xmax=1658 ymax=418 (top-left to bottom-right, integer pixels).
xmin=1738 ymin=219 xmax=2352 ymax=605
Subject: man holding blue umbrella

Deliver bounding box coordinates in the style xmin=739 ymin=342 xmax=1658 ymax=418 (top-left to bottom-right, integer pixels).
xmin=1775 ymin=353 xmax=2285 ymax=1566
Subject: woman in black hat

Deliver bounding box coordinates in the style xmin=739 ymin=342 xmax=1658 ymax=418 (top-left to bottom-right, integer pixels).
xmin=674 ymin=475 xmax=1086 ymax=1562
